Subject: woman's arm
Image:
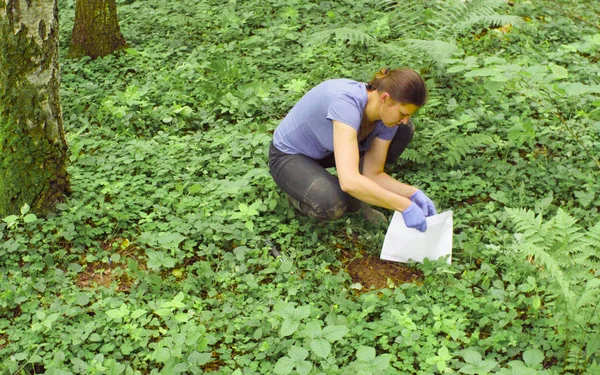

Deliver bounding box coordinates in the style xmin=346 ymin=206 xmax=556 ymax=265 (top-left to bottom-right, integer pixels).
xmin=362 ymin=137 xmax=418 ymax=198
xmin=333 ymin=120 xmax=412 ymax=212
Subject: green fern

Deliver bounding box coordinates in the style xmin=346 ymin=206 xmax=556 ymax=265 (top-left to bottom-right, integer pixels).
xmin=444 ymin=133 xmax=495 ymax=166
xmin=305 ymin=27 xmax=376 ymax=47
xmin=506 ymin=207 xmax=600 ymax=372
xmin=381 ymin=0 xmax=520 ymax=63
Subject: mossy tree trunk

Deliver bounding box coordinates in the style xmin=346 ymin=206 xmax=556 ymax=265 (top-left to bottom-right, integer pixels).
xmin=68 ymin=0 xmax=127 ymax=59
xmin=0 ymin=0 xmax=70 ymax=217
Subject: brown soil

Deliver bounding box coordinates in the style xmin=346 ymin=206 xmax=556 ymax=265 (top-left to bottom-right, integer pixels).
xmin=340 ymin=249 xmax=423 ymax=290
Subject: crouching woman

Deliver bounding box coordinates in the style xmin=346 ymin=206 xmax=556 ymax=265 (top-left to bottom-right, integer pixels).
xmin=268 ymin=68 xmax=436 ymax=232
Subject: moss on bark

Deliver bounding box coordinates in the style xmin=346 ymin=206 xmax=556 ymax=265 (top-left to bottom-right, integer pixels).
xmin=0 ymin=0 xmax=70 ymax=217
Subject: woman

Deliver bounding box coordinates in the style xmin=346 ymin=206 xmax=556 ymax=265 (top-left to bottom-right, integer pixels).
xmin=268 ymin=68 xmax=436 ymax=232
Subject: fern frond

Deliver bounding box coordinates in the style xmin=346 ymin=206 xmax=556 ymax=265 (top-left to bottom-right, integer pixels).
xmin=305 ymin=27 xmax=376 ymax=47
xmin=399 ymin=148 xmax=428 ymax=164
xmin=519 ymin=240 xmax=575 ymax=304
xmin=575 ymin=278 xmax=600 ymax=308
xmin=453 ymin=15 xmax=521 ymax=33
xmin=506 ymin=207 xmax=542 ymax=235
xmin=405 ymin=39 xmax=460 ymax=62
xmin=444 ymin=133 xmax=494 ymax=166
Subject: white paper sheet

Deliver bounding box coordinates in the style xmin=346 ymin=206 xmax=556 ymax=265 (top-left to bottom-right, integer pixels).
xmin=380 ymin=211 xmax=453 ymax=264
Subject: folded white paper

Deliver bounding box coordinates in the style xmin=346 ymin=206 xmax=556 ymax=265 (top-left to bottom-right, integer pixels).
xmin=380 ymin=211 xmax=453 ymax=264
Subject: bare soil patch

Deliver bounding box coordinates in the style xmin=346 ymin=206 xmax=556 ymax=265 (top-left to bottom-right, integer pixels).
xmin=340 ymin=249 xmax=423 ymax=290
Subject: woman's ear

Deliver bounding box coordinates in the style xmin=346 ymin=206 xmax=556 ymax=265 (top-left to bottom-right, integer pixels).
xmin=380 ymin=92 xmax=391 ymax=103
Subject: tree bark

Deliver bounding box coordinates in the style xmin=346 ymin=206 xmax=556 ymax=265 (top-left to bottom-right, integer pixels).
xmin=68 ymin=0 xmax=128 ymax=59
xmin=0 ymin=0 xmax=70 ymax=217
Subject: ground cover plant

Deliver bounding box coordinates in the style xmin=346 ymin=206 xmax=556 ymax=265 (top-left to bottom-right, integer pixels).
xmin=1 ymin=0 xmax=599 ymax=374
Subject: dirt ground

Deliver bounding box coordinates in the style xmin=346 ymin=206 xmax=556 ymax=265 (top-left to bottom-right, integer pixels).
xmin=340 ymin=249 xmax=423 ymax=290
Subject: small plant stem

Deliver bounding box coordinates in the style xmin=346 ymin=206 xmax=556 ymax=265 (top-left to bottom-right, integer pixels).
xmin=577 ymin=295 xmax=600 ymax=372
xmin=542 ymin=2 xmax=600 ymax=31
xmin=520 ymin=80 xmax=600 ymax=170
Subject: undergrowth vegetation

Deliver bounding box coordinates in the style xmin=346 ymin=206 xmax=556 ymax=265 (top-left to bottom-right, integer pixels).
xmin=1 ymin=0 xmax=599 ymax=374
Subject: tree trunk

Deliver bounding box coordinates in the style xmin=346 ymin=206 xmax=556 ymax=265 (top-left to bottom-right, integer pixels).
xmin=0 ymin=0 xmax=70 ymax=217
xmin=68 ymin=0 xmax=128 ymax=59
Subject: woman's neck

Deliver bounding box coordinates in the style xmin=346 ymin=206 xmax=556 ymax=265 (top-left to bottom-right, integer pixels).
xmin=364 ymin=90 xmax=380 ymax=124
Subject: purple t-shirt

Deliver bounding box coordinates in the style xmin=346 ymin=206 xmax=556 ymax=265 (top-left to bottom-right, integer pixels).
xmin=273 ymin=79 xmax=398 ymax=159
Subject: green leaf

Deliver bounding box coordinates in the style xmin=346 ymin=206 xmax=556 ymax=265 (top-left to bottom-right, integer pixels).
xmin=295 ymin=360 xmax=312 ymax=375
xmin=356 ymin=346 xmax=376 ymax=362
xmin=288 ymin=346 xmax=309 ymax=361
xmin=373 ymin=354 xmax=393 ymax=370
xmin=522 ymin=349 xmax=544 ymax=368
xmin=273 ymin=357 xmax=295 ymax=375
xmin=532 ymin=296 xmax=541 ymax=310
xmin=279 ymin=319 xmax=300 ymax=337
xmin=20 ymin=203 xmax=30 ymax=215
xmin=463 ymin=350 xmax=482 ymax=364
xmin=23 ymin=214 xmax=37 ymax=223
xmin=549 ymin=64 xmax=568 ymax=80
xmin=2 ymin=215 xmax=18 ymax=224
xmin=310 ymin=338 xmax=331 ymax=358
xmin=460 ymin=360 xmax=497 ymax=374
xmin=302 ymin=322 xmax=322 ymax=338
xmin=155 ymin=347 xmax=171 ymax=363
xmin=322 ymin=325 xmax=348 ymax=342
xmin=188 ymin=351 xmax=212 ymax=365
xmin=464 ymin=68 xmax=498 ymax=78
xmin=175 ymin=313 xmax=189 ymax=323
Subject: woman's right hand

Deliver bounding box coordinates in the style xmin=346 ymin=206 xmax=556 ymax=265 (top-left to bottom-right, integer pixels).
xmin=401 ymin=203 xmax=427 ymax=232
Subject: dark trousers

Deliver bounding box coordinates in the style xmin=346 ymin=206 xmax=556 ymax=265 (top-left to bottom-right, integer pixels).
xmin=268 ymin=121 xmax=414 ymax=221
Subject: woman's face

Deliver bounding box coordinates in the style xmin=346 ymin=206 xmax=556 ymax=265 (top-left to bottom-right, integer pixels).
xmin=379 ymin=100 xmax=419 ymax=127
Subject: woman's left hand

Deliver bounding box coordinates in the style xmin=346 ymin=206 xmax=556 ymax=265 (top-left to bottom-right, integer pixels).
xmin=410 ymin=190 xmax=437 ymax=217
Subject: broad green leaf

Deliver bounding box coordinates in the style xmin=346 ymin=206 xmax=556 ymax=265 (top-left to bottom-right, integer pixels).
xmin=532 ymin=296 xmax=541 ymax=310
xmin=356 ymin=346 xmax=376 ymax=362
xmin=20 ymin=203 xmax=30 ymax=215
xmin=279 ymin=319 xmax=300 ymax=337
xmin=294 ymin=305 xmax=311 ymax=320
xmin=310 ymin=338 xmax=331 ymax=358
xmin=288 ymin=346 xmax=309 ymax=361
xmin=322 ymin=325 xmax=348 ymax=342
xmin=463 ymin=350 xmax=482 ymax=365
xmin=23 ymin=214 xmax=37 ymax=223
xmin=175 ymin=313 xmax=189 ymax=323
xmin=188 ymin=184 xmax=202 ymax=194
xmin=460 ymin=359 xmax=497 ymax=374
xmin=373 ymin=354 xmax=393 ymax=370
xmin=106 ymin=308 xmax=127 ymax=321
xmin=295 ymin=360 xmax=312 ymax=375
xmin=302 ymin=322 xmax=322 ymax=338
xmin=574 ymin=190 xmax=595 ymax=208
xmin=273 ymin=357 xmax=295 ymax=374
xmin=464 ymin=68 xmax=498 ymax=78
xmin=188 ymin=351 xmax=212 ymax=365
xmin=438 ymin=346 xmax=452 ymax=361
xmin=563 ymin=82 xmax=591 ymax=96
xmin=437 ymin=360 xmax=447 ymax=372
xmin=549 ymin=64 xmax=568 ymax=80
xmin=154 ymin=308 xmax=171 ymax=317
xmin=155 ymin=347 xmax=171 ymax=363
xmin=522 ymin=349 xmax=544 ymax=367
xmin=2 ymin=215 xmax=18 ymax=224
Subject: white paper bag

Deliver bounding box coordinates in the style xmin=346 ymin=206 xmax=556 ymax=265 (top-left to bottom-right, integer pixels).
xmin=380 ymin=210 xmax=453 ymax=264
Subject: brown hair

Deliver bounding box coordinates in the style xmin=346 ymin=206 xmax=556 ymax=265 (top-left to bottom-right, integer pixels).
xmin=366 ymin=67 xmax=428 ymax=107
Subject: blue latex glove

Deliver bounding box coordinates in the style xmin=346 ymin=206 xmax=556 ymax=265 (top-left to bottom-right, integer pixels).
xmin=410 ymin=190 xmax=437 ymax=217
xmin=401 ymin=203 xmax=427 ymax=232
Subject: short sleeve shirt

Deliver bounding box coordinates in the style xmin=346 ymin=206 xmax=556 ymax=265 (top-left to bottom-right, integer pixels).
xmin=273 ymin=79 xmax=398 ymax=159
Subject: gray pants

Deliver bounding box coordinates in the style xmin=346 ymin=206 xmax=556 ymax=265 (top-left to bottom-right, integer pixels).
xmin=268 ymin=121 xmax=414 ymax=221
